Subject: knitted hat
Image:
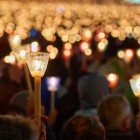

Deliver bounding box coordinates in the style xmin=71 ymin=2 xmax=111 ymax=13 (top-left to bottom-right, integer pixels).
xmin=78 ymin=73 xmax=109 ymax=109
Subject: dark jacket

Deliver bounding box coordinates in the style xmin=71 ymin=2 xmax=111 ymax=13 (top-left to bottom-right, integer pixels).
xmin=106 ymin=131 xmax=136 ymax=140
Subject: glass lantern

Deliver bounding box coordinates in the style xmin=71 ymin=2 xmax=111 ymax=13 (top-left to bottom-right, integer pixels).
xmin=130 ymin=74 xmax=140 ymax=97
xmin=26 ymin=52 xmax=49 ymax=77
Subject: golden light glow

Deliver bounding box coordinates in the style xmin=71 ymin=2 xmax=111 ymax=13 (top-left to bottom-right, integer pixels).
xmin=68 ymin=36 xmax=75 ymax=44
xmin=0 ymin=1 xmax=139 ymax=44
xmin=74 ymin=34 xmax=81 ymax=42
xmin=46 ymin=45 xmax=58 ymax=57
xmin=118 ymin=34 xmax=126 ymax=41
xmin=84 ymin=48 xmax=92 ymax=56
xmin=9 ymin=35 xmax=21 ymax=49
xmin=124 ymin=49 xmax=134 ymax=63
xmin=125 ymin=26 xmax=133 ymax=34
xmin=130 ymin=74 xmax=140 ymax=97
xmin=111 ymin=30 xmax=120 ymax=38
xmin=4 ymin=54 xmax=16 ymax=64
xmin=19 ymin=50 xmax=26 ymax=58
xmin=125 ymin=49 xmax=134 ymax=58
xmin=98 ymin=32 xmax=105 ymax=39
xmin=80 ymin=42 xmax=89 ymax=51
xmin=62 ymin=35 xmax=69 ymax=42
xmin=106 ymin=73 xmax=119 ymax=89
xmin=51 ymin=47 xmax=58 ymax=55
xmin=11 ymin=46 xmax=30 ymax=64
xmin=134 ymin=26 xmax=140 ymax=34
xmin=101 ymin=38 xmax=108 ymax=46
xmin=0 ymin=0 xmax=138 ymax=46
xmin=105 ymin=25 xmax=113 ymax=33
xmin=26 ymin=52 xmax=49 ymax=77
xmin=136 ymin=49 xmax=140 ymax=58
xmin=98 ymin=42 xmax=106 ymax=52
xmin=13 ymin=35 xmax=20 ymax=44
xmin=46 ymin=45 xmax=54 ymax=52
xmin=31 ymin=41 xmax=40 ymax=52
xmin=83 ymin=30 xmax=92 ymax=41
xmin=138 ymin=38 xmax=140 ymax=45
xmin=63 ymin=50 xmax=71 ymax=58
xmin=50 ymin=52 xmax=57 ymax=59
xmin=117 ymin=50 xmax=125 ymax=59
xmin=64 ymin=43 xmax=72 ymax=50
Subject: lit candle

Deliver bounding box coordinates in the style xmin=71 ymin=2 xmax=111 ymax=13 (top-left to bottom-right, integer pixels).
xmin=130 ymin=74 xmax=140 ymax=112
xmin=130 ymin=74 xmax=140 ymax=97
xmin=63 ymin=49 xmax=71 ymax=68
xmin=46 ymin=77 xmax=60 ymax=112
xmin=124 ymin=49 xmax=134 ymax=63
xmin=106 ymin=73 xmax=119 ymax=89
xmin=27 ymin=52 xmax=49 ymax=127
xmin=11 ymin=46 xmax=33 ymax=94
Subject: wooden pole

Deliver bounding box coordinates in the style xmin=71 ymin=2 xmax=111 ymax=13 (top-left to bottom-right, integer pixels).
xmin=34 ymin=76 xmax=41 ymax=127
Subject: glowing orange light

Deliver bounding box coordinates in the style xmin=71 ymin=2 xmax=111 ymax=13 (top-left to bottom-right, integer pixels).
xmin=46 ymin=45 xmax=54 ymax=52
xmin=124 ymin=49 xmax=134 ymax=63
xmin=98 ymin=32 xmax=105 ymax=39
xmin=106 ymin=73 xmax=119 ymax=89
xmin=4 ymin=54 xmax=16 ymax=64
xmin=50 ymin=52 xmax=57 ymax=59
xmin=31 ymin=41 xmax=40 ymax=52
xmin=63 ymin=50 xmax=71 ymax=58
xmin=84 ymin=48 xmax=92 ymax=56
xmin=80 ymin=42 xmax=89 ymax=52
xmin=136 ymin=49 xmax=140 ymax=58
xmin=83 ymin=30 xmax=92 ymax=41
xmin=117 ymin=50 xmax=125 ymax=59
xmin=64 ymin=43 xmax=72 ymax=50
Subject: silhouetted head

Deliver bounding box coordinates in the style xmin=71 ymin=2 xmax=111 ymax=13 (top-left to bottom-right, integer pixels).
xmin=61 ymin=114 xmax=105 ymax=140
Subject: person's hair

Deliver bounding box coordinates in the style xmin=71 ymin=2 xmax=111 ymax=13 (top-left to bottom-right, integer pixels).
xmin=61 ymin=114 xmax=105 ymax=140
xmin=0 ymin=115 xmax=39 ymax=140
xmin=98 ymin=94 xmax=131 ymax=131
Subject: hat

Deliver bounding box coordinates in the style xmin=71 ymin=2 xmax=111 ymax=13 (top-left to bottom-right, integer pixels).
xmin=10 ymin=90 xmax=29 ymax=110
xmin=78 ymin=73 xmax=109 ymax=109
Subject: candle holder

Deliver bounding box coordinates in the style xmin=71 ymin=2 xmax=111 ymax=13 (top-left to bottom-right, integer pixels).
xmin=130 ymin=74 xmax=140 ymax=112
xmin=11 ymin=46 xmax=33 ymax=94
xmin=26 ymin=52 xmax=49 ymax=127
xmin=46 ymin=77 xmax=60 ymax=112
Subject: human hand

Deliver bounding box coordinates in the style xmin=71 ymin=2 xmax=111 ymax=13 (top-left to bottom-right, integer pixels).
xmin=39 ymin=122 xmax=46 ymax=140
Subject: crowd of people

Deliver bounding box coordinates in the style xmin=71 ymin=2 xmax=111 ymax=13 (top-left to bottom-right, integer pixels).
xmin=0 ymin=48 xmax=140 ymax=140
